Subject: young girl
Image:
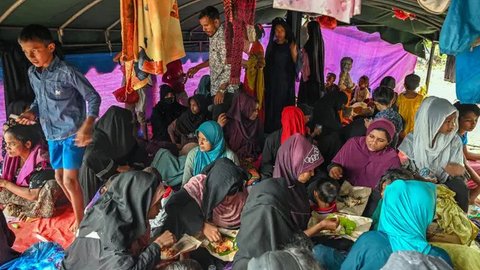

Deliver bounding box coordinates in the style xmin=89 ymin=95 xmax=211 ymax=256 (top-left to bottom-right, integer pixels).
xmin=399 ymin=97 xmax=467 ymax=211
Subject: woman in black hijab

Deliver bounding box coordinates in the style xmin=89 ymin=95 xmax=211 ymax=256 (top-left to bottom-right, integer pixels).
xmin=79 ymin=106 xmax=147 ymax=205
xmin=160 ymin=158 xmax=248 ymax=239
xmin=62 ymin=171 xmax=175 ymax=270
xmin=172 ymin=94 xmax=210 ymax=148
xmin=232 ymin=178 xmax=299 ymax=270
xmin=312 ymin=91 xmax=348 ymax=167
xmin=298 ymin=20 xmax=325 ymax=106
xmin=151 ymin=84 xmax=187 ymax=141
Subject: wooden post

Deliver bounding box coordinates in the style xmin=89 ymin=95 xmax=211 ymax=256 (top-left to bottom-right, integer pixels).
xmin=426 ymin=41 xmax=436 ymax=93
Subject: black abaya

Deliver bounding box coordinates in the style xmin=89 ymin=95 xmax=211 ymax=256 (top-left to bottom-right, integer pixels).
xmin=264 ymin=42 xmax=296 ymax=133
xmin=232 ymin=178 xmax=299 ymax=270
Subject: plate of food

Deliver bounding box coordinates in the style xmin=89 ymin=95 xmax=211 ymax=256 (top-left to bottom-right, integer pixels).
xmin=161 ymin=234 xmax=202 ymax=260
xmin=203 ymin=229 xmax=239 ymax=261
xmin=308 ymin=212 xmax=372 ymax=241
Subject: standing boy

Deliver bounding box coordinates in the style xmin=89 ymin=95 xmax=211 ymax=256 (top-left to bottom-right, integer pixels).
xmin=396 ymin=73 xmax=423 ymax=138
xmin=17 ymin=24 xmax=101 ymax=231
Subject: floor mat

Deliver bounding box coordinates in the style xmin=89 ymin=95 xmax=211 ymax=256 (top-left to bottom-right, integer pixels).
xmin=8 ymin=205 xmax=75 ymax=252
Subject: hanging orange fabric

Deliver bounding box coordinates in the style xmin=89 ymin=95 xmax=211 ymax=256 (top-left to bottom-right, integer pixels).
xmin=120 ymin=0 xmax=185 ymax=74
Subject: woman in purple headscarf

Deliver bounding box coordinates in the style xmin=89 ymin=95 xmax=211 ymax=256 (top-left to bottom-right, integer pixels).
xmin=328 ymin=118 xmax=401 ymax=188
xmin=224 ymin=92 xmax=262 ymax=161
xmin=273 ymin=133 xmax=324 ymax=230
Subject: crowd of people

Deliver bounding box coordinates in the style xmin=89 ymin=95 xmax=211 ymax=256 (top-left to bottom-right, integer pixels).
xmin=1 ymin=5 xmax=480 ymax=270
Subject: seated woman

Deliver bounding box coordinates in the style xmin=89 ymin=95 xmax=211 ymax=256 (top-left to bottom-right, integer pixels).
xmin=0 ymin=125 xmax=60 ymax=219
xmin=328 ymin=118 xmax=400 ymax=189
xmin=342 ymin=181 xmax=452 ymax=269
xmin=312 ymin=91 xmax=349 ymax=166
xmin=223 ymin=92 xmax=263 ymax=162
xmin=313 ymin=180 xmax=453 ymax=270
xmin=261 ymin=106 xmax=306 ymax=178
xmin=233 ymin=134 xmax=336 ymax=270
xmin=162 ymin=159 xmax=248 ymax=267
xmin=233 ymin=174 xmax=300 ymax=270
xmin=62 ymin=171 xmax=175 ymax=270
xmin=79 ymin=106 xmax=147 ymax=205
xmin=170 ymin=94 xmax=209 ymax=150
xmin=399 ymin=97 xmax=468 ymax=211
xmin=151 ymin=84 xmax=186 ymax=141
xmin=273 ymin=134 xmax=324 ymax=230
xmin=182 ymin=121 xmax=239 ymax=185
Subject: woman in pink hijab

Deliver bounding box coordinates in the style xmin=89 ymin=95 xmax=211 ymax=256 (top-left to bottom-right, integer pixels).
xmin=328 ymin=118 xmax=401 ymax=188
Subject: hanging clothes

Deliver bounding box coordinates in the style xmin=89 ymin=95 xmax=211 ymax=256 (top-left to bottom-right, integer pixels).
xmin=272 ymin=0 xmax=361 ymax=24
xmin=273 ymin=134 xmax=324 ymax=230
xmin=456 ymin=46 xmax=480 ymax=103
xmin=244 ymin=40 xmax=265 ymax=119
xmin=444 ymin=55 xmax=456 ymax=83
xmin=224 ymin=0 xmax=256 ymax=84
xmin=439 ymin=0 xmax=480 ymax=55
xmin=120 ymin=0 xmax=185 ymax=74
xmin=298 ymin=21 xmax=325 ymax=106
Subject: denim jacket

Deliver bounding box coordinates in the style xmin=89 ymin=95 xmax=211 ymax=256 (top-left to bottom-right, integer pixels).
xmin=28 ymin=57 xmax=101 ymax=140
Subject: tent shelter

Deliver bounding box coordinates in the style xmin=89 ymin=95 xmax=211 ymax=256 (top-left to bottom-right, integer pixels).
xmin=0 ymin=0 xmax=447 ymax=117
xmin=0 ymin=0 xmax=445 ymax=55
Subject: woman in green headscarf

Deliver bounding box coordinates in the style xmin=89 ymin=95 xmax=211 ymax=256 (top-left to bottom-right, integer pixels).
xmin=182 ymin=121 xmax=239 ymax=185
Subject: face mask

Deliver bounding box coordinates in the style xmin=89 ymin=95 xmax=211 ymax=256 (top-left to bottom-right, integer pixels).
xmin=164 ymin=97 xmax=175 ymax=104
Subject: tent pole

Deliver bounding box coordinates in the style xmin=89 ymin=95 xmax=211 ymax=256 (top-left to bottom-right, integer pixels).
xmin=0 ymin=0 xmax=26 ymax=24
xmin=426 ymin=41 xmax=436 ymax=93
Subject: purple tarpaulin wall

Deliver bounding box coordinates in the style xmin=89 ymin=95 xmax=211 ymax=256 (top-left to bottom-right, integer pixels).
xmin=0 ymin=26 xmax=416 ymax=124
xmin=321 ymin=26 xmax=417 ymax=92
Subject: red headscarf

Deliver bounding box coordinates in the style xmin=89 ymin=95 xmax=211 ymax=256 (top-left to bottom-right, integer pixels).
xmin=162 ymin=59 xmax=185 ymax=93
xmin=280 ymin=106 xmax=306 ymax=144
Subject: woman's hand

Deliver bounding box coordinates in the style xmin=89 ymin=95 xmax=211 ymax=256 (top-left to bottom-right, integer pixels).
xmin=329 ymin=166 xmax=343 ymax=180
xmin=203 ymin=222 xmax=221 ymax=242
xmin=154 ymin=230 xmax=176 ymax=248
xmin=444 ymin=163 xmax=465 ymax=177
xmin=319 ymin=217 xmax=339 ymax=231
xmin=0 ymin=179 xmax=9 ymax=189
xmin=217 ymin=113 xmax=228 ymax=128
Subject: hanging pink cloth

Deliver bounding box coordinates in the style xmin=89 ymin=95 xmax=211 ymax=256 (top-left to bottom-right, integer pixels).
xmin=273 ymin=0 xmax=361 ymax=24
xmin=224 ymin=0 xmax=256 ymax=84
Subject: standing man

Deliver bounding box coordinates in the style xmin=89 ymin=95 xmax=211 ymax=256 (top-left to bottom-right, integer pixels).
xmin=187 ymin=6 xmax=238 ymax=120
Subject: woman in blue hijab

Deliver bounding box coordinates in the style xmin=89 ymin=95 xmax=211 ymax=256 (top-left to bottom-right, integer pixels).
xmin=340 ymin=180 xmax=452 ymax=270
xmin=182 ymin=121 xmax=239 ymax=184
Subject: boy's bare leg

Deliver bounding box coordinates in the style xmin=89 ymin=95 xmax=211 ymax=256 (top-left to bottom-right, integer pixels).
xmin=63 ymin=169 xmax=84 ymax=232
xmin=55 ymin=169 xmax=71 ymax=202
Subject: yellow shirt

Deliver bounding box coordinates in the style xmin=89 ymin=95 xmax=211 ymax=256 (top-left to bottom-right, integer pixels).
xmin=397 ymin=93 xmax=424 ymax=137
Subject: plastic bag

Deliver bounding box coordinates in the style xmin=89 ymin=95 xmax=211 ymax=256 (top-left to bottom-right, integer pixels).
xmin=0 ymin=242 xmax=64 ymax=270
